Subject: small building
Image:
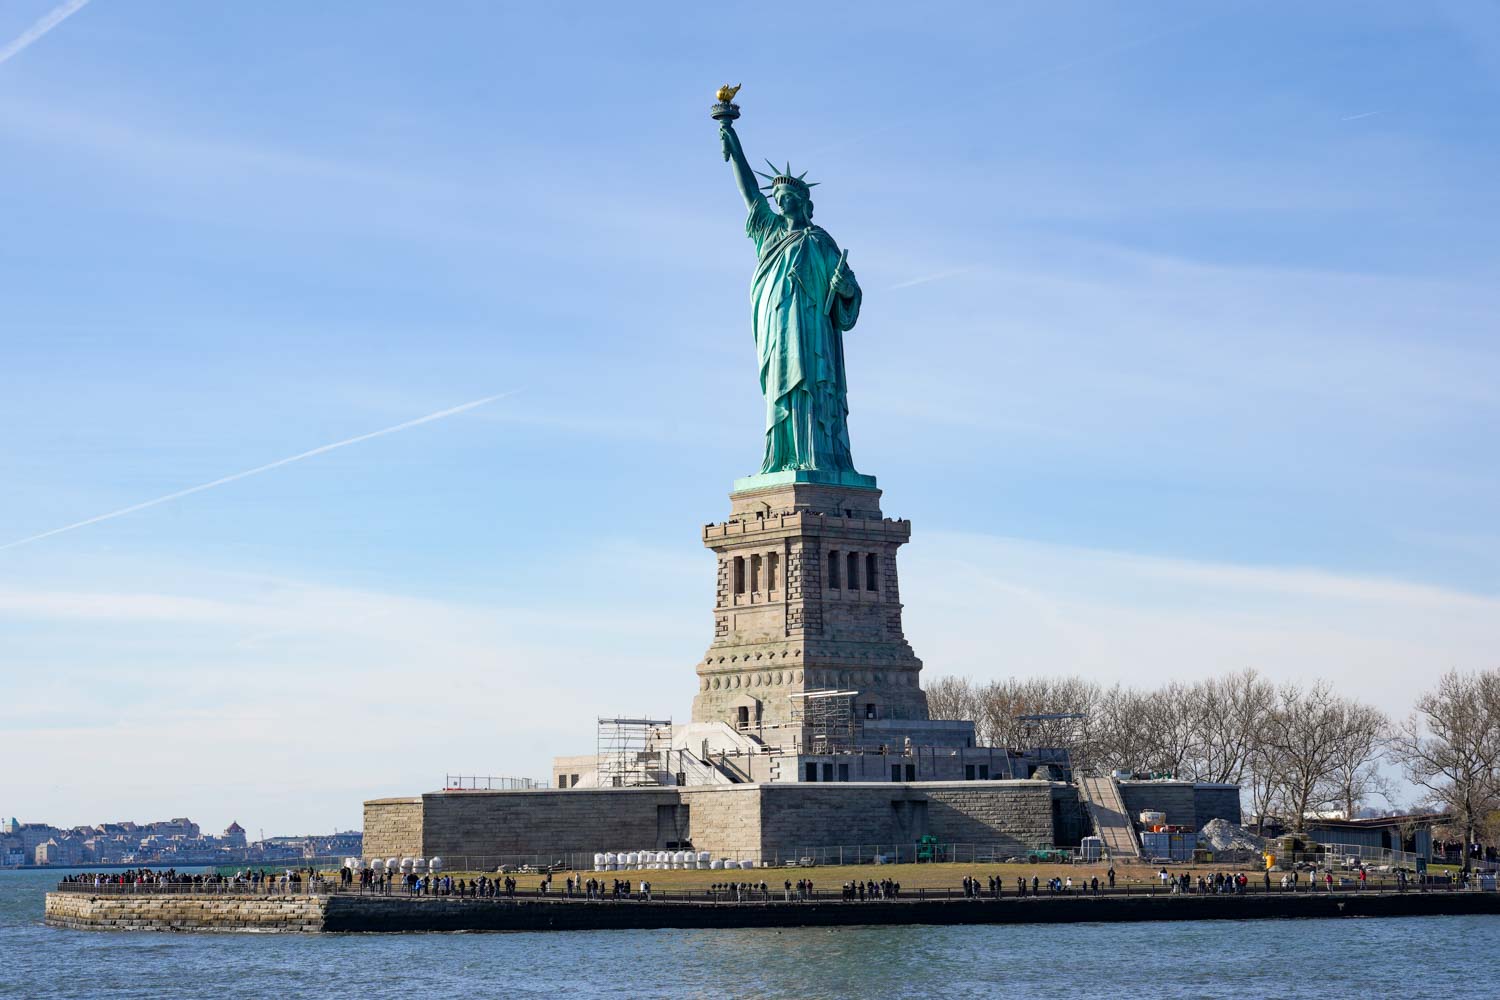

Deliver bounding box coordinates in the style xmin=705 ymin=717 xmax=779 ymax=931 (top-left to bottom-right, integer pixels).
xmin=1302 ymin=814 xmax=1441 ymax=861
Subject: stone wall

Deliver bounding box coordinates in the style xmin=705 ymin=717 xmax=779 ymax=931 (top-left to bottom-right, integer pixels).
xmin=366 ymin=780 xmax=1078 ymax=864
xmin=1119 ymin=782 xmax=1197 ymax=828
xmin=363 ymin=797 xmax=424 ymax=859
xmin=751 ymin=781 xmax=1067 ymax=859
xmin=679 ymin=785 xmax=761 ymax=856
xmin=412 ymin=788 xmax=682 ymax=863
xmin=924 ymin=784 xmax=1057 ymax=852
xmin=1190 ymin=785 xmax=1243 ymax=828
xmin=1118 ymin=782 xmax=1243 ymax=830
xmin=755 ymin=785 xmax=910 ymax=857
xmin=45 ymin=892 xmax=325 ymax=932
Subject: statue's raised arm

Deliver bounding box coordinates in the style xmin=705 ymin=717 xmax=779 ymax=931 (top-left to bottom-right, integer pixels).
xmin=720 ymin=123 xmax=765 ymax=212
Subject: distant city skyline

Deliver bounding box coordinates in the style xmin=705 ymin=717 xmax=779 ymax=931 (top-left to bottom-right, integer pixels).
xmin=2 ymin=2 xmax=1497 ymax=833
xmin=1 ymin=812 xmax=360 ymax=867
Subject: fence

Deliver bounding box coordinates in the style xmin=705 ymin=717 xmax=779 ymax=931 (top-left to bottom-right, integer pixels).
xmin=339 ymin=843 xmax=1080 ymax=874
xmin=211 ymin=855 xmax=361 ymax=877
xmin=443 ymin=775 xmax=550 ymax=791
xmin=54 ymin=877 xmax=1496 ymax=902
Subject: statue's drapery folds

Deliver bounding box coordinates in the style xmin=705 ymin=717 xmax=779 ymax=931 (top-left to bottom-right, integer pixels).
xmin=746 ymin=199 xmax=861 ymax=476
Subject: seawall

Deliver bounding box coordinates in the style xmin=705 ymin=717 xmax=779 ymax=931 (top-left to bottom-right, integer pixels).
xmin=45 ymin=892 xmax=326 ymax=932
xmin=47 ymin=889 xmax=1500 ymax=934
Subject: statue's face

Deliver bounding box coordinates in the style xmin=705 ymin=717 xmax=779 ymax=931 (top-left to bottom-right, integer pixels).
xmin=776 ymin=188 xmax=811 ymax=225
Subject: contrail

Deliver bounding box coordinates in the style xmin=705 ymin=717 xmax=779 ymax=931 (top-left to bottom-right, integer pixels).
xmin=0 ymin=392 xmax=516 ymax=552
xmin=890 ymin=267 xmax=971 ymax=291
xmin=1340 ymin=110 xmax=1387 ymax=122
xmin=0 ymin=0 xmax=91 ymax=68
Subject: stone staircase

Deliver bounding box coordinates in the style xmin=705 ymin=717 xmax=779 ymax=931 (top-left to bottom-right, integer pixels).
xmin=1078 ymin=775 xmax=1140 ymax=861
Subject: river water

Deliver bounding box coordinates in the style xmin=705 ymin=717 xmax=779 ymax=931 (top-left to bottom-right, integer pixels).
xmin=5 ymin=868 xmax=1498 ymax=999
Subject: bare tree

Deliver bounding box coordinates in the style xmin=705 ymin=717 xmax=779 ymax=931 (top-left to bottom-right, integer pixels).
xmin=925 ymin=675 xmax=980 ymax=725
xmin=1187 ymin=670 xmax=1276 ymax=785
xmin=961 ymin=677 xmax=1089 ymax=752
xmin=923 ymin=669 xmax=1393 ymax=832
xmin=1091 ymin=685 xmax=1163 ymax=774
xmin=1244 ymin=735 xmax=1285 ymax=834
xmin=1258 ymin=682 xmax=1388 ymax=827
xmin=1389 ymin=669 xmax=1500 ymax=865
xmin=1324 ymin=702 xmax=1392 ymax=819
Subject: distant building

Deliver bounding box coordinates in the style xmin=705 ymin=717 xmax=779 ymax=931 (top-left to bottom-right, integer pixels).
xmin=222 ymin=822 xmax=247 ymax=848
xmin=35 ymin=837 xmax=83 ymax=866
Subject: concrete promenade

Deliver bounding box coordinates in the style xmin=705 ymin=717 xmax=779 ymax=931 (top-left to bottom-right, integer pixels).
xmin=46 ymin=885 xmax=1500 ymax=933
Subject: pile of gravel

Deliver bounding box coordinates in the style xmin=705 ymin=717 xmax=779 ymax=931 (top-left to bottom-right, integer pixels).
xmin=1199 ymin=818 xmax=1265 ymax=853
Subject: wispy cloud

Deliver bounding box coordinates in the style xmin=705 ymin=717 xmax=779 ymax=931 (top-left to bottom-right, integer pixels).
xmin=0 ymin=392 xmax=517 ymax=552
xmin=889 ymin=267 xmax=971 ymax=291
xmin=0 ymin=0 xmax=90 ymax=68
xmin=1341 ymin=110 xmax=1388 ymax=122
xmin=906 ymin=531 xmax=1500 ymax=720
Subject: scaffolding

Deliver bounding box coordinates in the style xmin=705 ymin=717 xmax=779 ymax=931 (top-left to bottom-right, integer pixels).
xmin=790 ymin=689 xmax=859 ymax=753
xmin=596 ymin=717 xmax=673 ymax=787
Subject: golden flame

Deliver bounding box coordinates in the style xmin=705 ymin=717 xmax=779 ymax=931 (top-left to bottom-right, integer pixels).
xmin=716 ymin=83 xmax=741 ymax=103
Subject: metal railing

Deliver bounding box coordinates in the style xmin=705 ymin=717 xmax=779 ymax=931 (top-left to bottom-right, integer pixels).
xmin=54 ymin=877 xmax=1495 ymax=902
xmin=443 ymin=775 xmax=550 ymax=791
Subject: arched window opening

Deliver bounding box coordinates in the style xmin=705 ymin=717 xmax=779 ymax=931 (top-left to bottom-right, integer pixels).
xmin=750 ymin=554 xmax=762 ymax=593
xmin=846 ymin=551 xmax=860 ymax=592
xmin=827 ymin=550 xmax=841 ymax=589
xmin=865 ymin=552 xmax=879 ymax=591
xmin=734 ymin=556 xmax=746 ymax=594
xmin=767 ymin=552 xmax=779 ymax=591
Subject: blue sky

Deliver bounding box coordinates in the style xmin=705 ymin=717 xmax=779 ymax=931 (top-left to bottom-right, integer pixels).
xmin=2 ymin=2 xmax=1497 ymax=835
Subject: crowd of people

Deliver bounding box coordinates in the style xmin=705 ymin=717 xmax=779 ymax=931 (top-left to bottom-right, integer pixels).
xmin=58 ymin=867 xmax=330 ymax=894
xmin=841 ymin=878 xmax=902 ymax=900
xmin=60 ymin=861 xmax=1473 ymax=903
xmin=59 ymin=868 xmax=206 ymax=889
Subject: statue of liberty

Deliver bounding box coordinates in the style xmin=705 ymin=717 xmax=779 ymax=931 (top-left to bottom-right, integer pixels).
xmin=718 ymin=108 xmax=865 ymax=482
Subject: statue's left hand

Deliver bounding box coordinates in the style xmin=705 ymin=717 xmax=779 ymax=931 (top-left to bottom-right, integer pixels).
xmin=720 ymin=124 xmax=741 ymax=163
xmin=830 ymin=260 xmax=854 ymax=297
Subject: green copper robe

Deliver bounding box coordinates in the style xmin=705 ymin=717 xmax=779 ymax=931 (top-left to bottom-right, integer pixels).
xmin=746 ymin=199 xmax=862 ymax=475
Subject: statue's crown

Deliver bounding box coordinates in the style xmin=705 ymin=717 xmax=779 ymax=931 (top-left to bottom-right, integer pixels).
xmin=754 ymin=160 xmax=818 ymax=196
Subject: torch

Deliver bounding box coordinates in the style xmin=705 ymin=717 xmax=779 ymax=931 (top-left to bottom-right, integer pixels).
xmin=711 ymin=84 xmax=742 ymax=160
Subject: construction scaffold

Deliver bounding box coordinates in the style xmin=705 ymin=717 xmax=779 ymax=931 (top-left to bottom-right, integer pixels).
xmin=790 ymin=689 xmax=859 ymax=754
xmin=597 ymin=717 xmax=673 ymax=787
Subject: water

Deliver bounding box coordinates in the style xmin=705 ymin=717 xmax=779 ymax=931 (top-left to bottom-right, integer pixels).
xmin=5 ymin=868 xmax=1498 ymax=999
